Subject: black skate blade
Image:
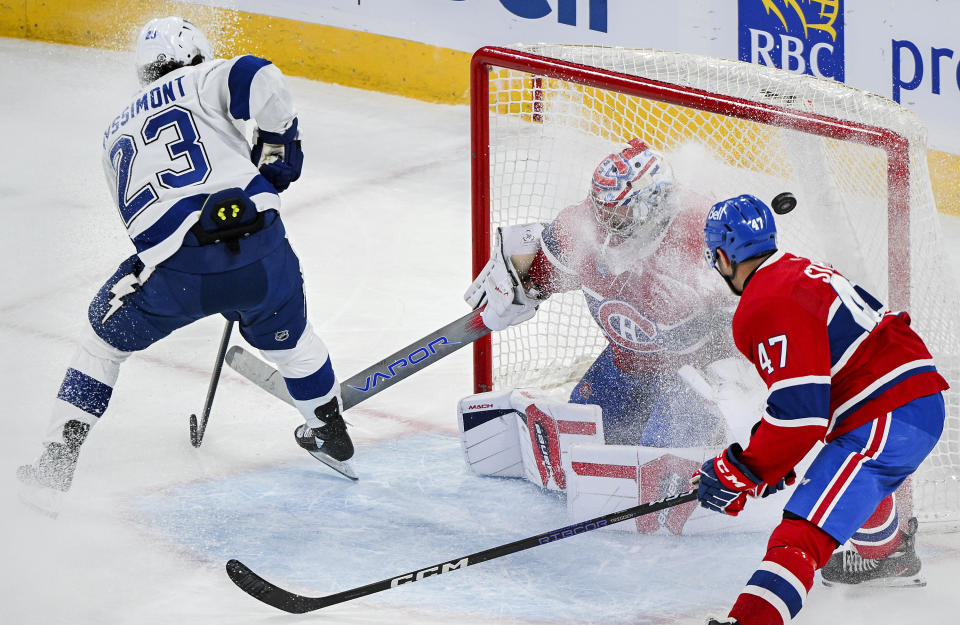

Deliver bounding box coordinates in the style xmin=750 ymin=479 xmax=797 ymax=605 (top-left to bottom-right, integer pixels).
xmin=305 ymin=448 xmax=359 ymax=481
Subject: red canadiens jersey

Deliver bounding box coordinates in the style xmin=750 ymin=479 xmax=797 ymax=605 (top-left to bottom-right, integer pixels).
xmin=526 ymin=193 xmax=735 ymax=374
xmin=735 ymin=251 xmax=949 ymax=484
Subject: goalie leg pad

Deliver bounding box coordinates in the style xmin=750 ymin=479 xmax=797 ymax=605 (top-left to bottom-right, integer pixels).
xmin=565 ymin=443 xmax=783 ymax=535
xmin=513 ymin=391 xmax=603 ymax=491
xmin=458 ymin=390 xmax=525 ymax=478
xmin=458 ymin=389 xmax=604 ymax=491
xmin=566 ymin=443 xmax=707 ymax=534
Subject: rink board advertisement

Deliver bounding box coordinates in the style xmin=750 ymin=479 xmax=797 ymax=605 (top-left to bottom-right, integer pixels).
xmin=1 ymin=0 xmax=959 ymax=212
xmin=170 ymin=0 xmax=960 ymax=147
xmin=737 ymin=0 xmax=845 ymax=82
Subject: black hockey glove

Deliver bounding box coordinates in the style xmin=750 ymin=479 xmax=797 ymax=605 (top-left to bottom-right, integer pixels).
xmin=252 ymin=118 xmax=303 ymax=192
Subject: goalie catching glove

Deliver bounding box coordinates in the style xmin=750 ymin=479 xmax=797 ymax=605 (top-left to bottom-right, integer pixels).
xmin=693 ymin=443 xmax=796 ymax=516
xmin=465 ymin=223 xmax=547 ymax=331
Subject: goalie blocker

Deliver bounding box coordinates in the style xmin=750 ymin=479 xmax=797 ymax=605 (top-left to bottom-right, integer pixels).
xmin=458 ymin=389 xmax=783 ymax=535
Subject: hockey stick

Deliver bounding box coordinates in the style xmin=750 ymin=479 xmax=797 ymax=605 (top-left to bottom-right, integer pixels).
xmin=189 ymin=319 xmax=235 ymax=447
xmin=224 ymin=308 xmax=490 ymax=411
xmin=226 ymin=488 xmax=698 ymax=613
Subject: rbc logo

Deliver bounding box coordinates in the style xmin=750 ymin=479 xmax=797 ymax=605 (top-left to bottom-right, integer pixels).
xmin=738 ymin=0 xmax=845 ymax=82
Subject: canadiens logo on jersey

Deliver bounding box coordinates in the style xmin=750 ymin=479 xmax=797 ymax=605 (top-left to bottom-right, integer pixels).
xmin=597 ymin=300 xmax=662 ymax=353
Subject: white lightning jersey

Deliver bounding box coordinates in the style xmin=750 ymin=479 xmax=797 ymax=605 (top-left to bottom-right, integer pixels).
xmin=101 ymin=55 xmax=297 ymax=266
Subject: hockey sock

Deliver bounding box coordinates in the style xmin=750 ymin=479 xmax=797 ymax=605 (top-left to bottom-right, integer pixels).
xmin=728 ymin=518 xmax=836 ymax=625
xmin=850 ymin=493 xmax=902 ymax=559
xmin=47 ymin=325 xmax=131 ymax=444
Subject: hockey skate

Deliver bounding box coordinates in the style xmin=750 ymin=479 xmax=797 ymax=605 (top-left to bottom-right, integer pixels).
xmin=17 ymin=420 xmax=90 ymax=517
xmin=821 ymin=518 xmax=925 ymax=588
xmin=294 ymin=397 xmax=358 ymax=481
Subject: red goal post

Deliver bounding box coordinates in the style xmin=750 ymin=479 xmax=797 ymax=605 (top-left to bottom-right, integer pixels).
xmin=469 ymin=45 xmax=959 ymax=527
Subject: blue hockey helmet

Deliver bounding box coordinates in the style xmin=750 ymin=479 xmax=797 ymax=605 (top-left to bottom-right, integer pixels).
xmin=703 ymin=194 xmax=777 ymax=268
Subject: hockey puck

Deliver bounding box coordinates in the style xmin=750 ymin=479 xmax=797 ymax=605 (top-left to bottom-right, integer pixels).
xmin=772 ymin=192 xmax=797 ymax=215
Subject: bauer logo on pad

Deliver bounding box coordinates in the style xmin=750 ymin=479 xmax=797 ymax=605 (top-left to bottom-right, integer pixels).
xmin=738 ymin=0 xmax=845 ymax=82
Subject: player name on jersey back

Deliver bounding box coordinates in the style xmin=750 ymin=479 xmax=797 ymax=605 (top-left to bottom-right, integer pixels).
xmin=103 ymin=75 xmax=187 ymax=148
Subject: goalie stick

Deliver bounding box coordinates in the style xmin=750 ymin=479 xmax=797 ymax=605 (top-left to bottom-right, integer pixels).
xmin=225 ymin=308 xmax=491 ymax=411
xmin=226 ymin=488 xmax=698 ymax=613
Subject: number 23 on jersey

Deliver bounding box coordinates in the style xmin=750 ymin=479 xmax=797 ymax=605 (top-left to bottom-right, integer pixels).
xmin=108 ymin=105 xmax=211 ymax=225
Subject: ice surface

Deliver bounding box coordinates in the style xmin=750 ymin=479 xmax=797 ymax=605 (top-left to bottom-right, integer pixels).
xmin=1 ymin=37 xmax=959 ymax=625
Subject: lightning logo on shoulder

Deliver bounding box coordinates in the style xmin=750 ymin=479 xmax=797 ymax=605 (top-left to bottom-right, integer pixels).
xmin=597 ymin=299 xmax=662 ymax=353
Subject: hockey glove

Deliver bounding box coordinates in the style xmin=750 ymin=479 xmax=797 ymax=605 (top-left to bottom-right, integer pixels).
xmin=252 ymin=118 xmax=303 ymax=192
xmin=692 ymin=443 xmax=796 ymax=516
xmin=465 ymin=223 xmax=546 ymax=331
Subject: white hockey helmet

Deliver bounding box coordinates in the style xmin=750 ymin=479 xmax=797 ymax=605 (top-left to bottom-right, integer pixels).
xmin=135 ymin=17 xmax=213 ymax=86
xmin=590 ymin=138 xmax=676 ymax=242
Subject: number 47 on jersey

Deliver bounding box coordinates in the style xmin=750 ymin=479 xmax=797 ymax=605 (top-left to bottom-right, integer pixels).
xmin=756 ymin=261 xmax=885 ymax=376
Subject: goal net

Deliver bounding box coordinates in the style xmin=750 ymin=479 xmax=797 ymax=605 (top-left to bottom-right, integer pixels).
xmin=469 ymin=45 xmax=960 ymax=528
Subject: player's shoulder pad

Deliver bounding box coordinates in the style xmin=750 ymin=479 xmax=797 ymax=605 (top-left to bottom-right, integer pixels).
xmin=224 ymin=54 xmax=276 ymax=80
xmin=220 ymin=55 xmax=282 ymax=121
xmin=228 ymin=54 xmax=274 ymax=66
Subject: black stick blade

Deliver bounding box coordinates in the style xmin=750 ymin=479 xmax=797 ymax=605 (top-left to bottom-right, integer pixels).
xmin=226 ymin=559 xmax=318 ymax=614
xmin=189 ymin=414 xmax=200 ymax=448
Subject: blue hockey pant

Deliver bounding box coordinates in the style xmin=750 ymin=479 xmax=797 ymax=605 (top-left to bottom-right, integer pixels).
xmin=784 ymin=392 xmax=945 ymax=544
xmin=46 ymin=236 xmax=337 ymax=443
xmin=569 ymin=346 xmax=724 ymax=447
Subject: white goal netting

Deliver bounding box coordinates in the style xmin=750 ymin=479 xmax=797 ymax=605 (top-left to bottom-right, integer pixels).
xmin=471 ymin=45 xmax=960 ymax=528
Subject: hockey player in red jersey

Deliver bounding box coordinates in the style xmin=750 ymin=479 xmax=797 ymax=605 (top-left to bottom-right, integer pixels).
xmin=697 ymin=194 xmax=948 ymax=625
xmin=466 ymin=138 xmax=736 ymax=448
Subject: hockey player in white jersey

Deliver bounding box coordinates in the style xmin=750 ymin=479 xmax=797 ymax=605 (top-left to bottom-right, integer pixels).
xmin=17 ymin=17 xmax=355 ymax=509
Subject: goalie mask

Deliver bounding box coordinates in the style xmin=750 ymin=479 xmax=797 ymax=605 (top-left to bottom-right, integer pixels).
xmin=590 ymin=139 xmax=676 ymax=242
xmin=135 ymin=17 xmax=213 ymax=86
